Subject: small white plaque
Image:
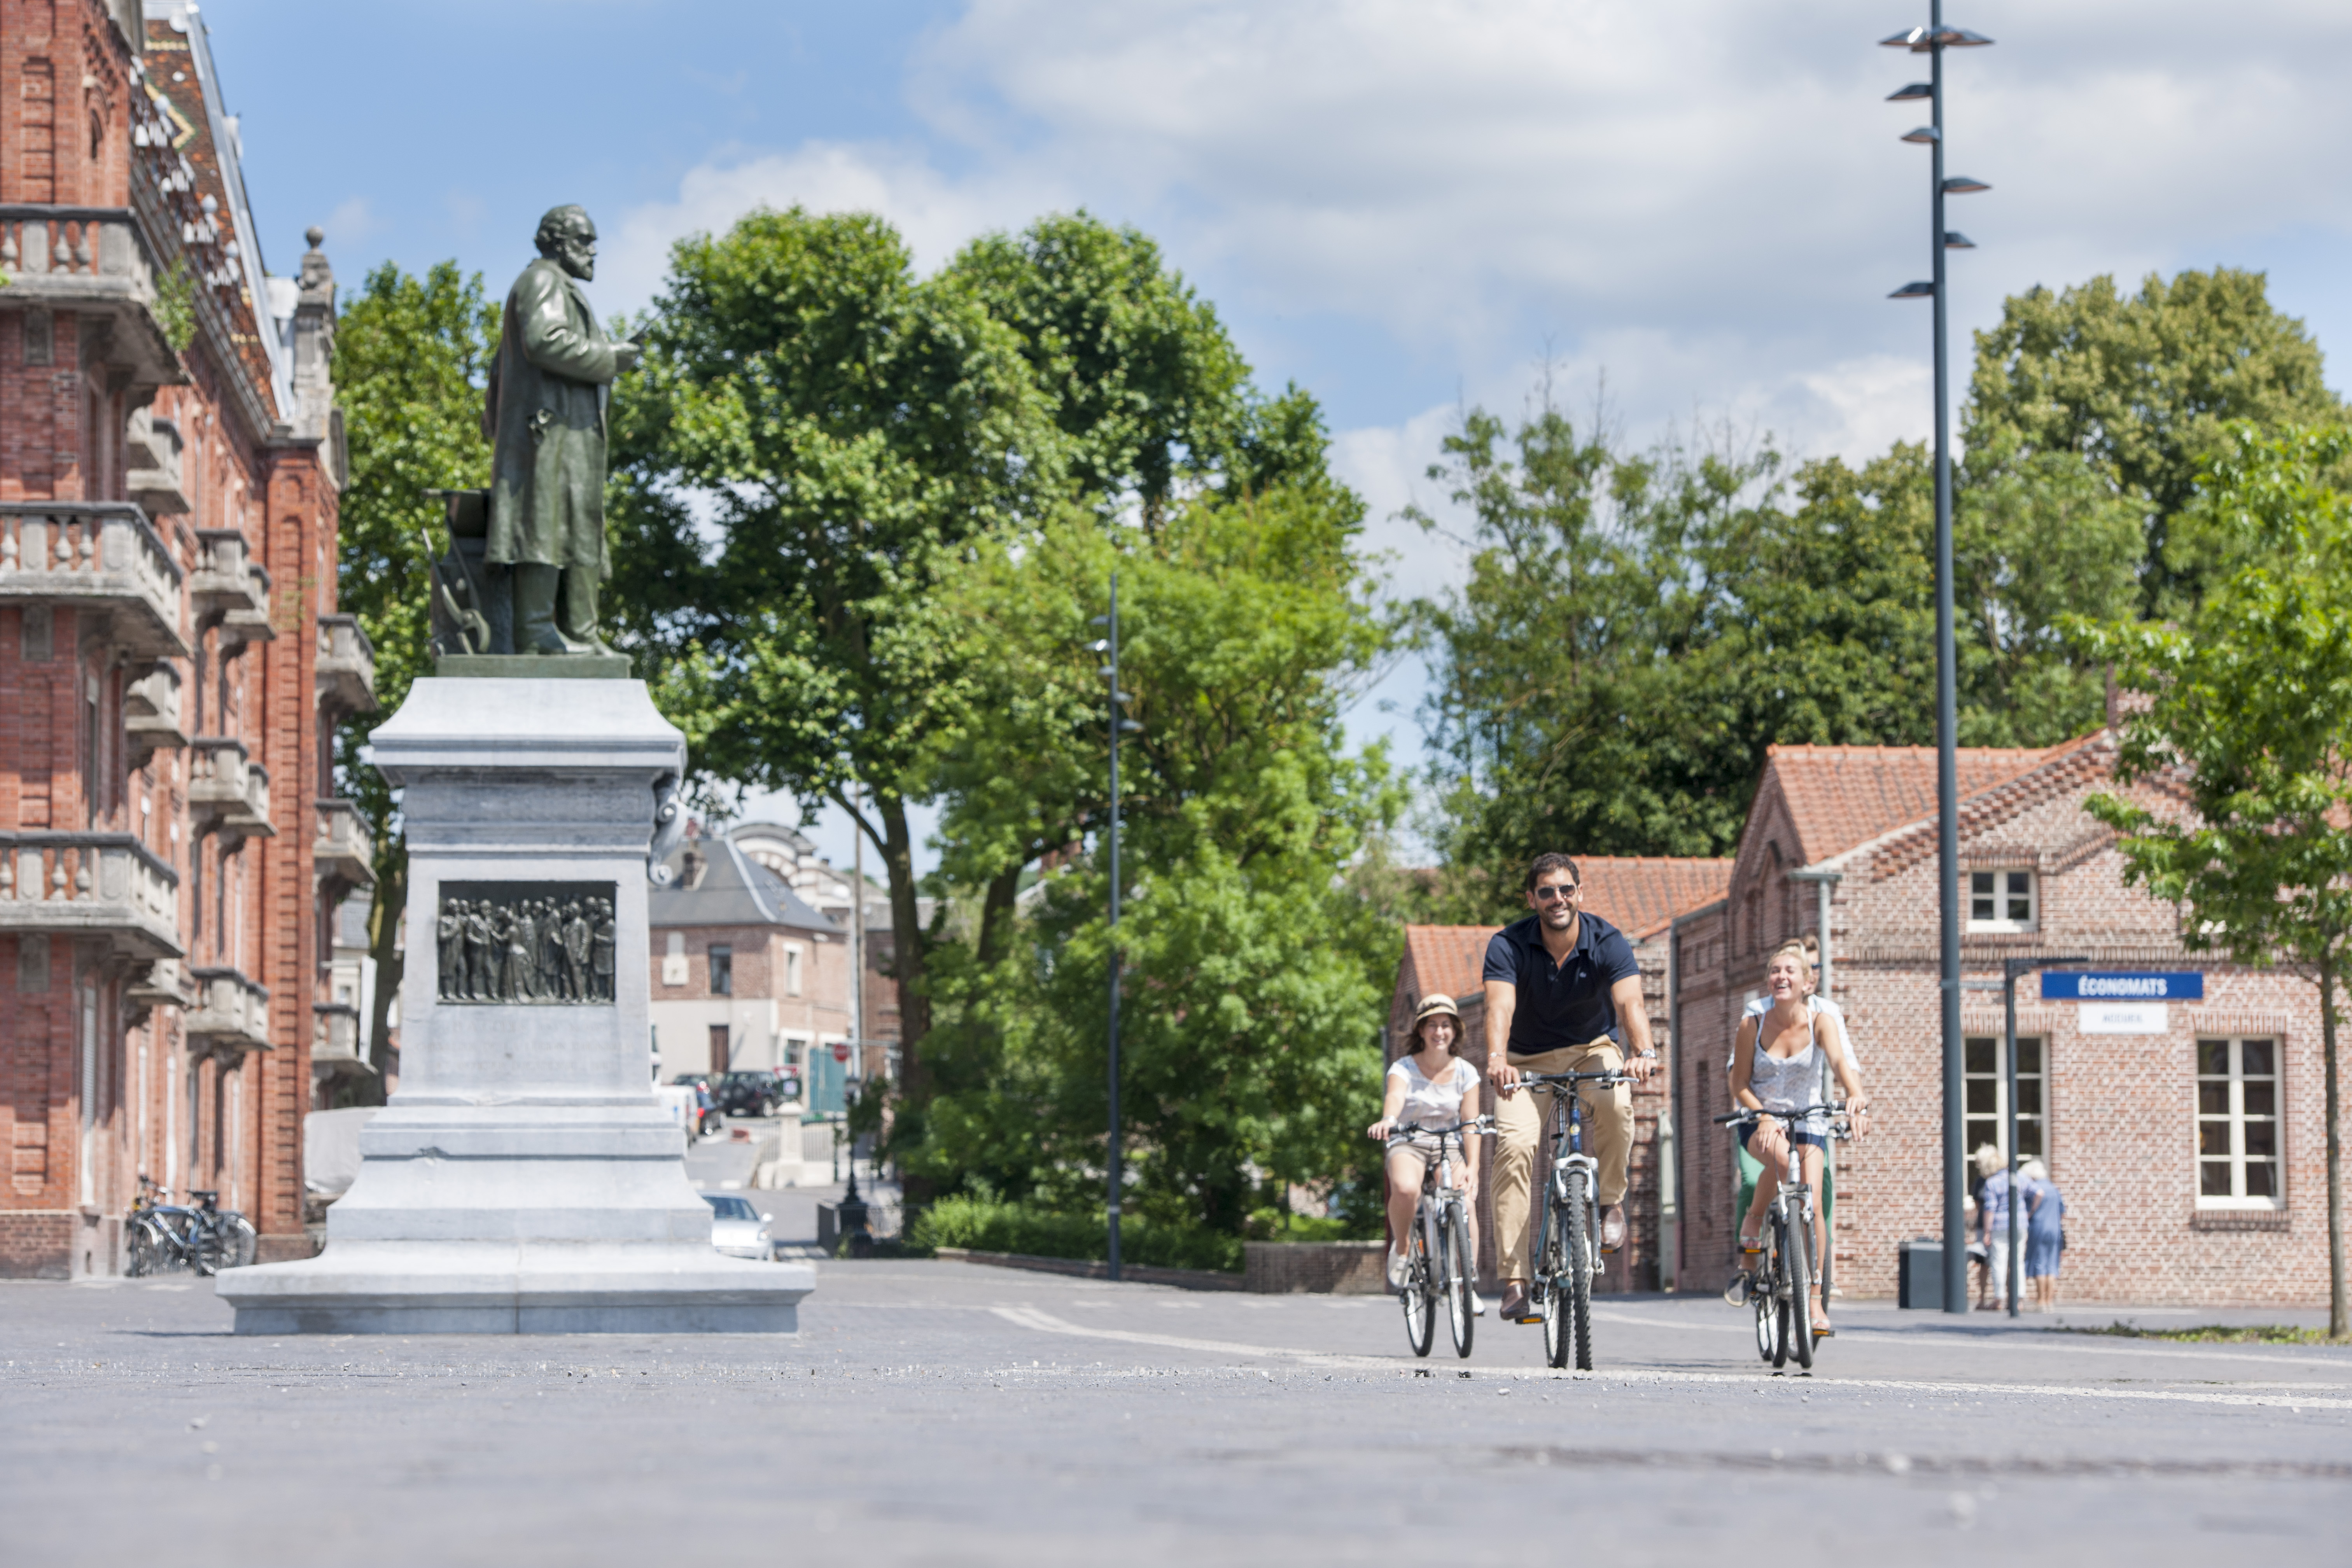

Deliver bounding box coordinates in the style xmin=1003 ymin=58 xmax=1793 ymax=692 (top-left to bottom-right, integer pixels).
xmin=2081 ymin=1001 xmax=2166 ymax=1034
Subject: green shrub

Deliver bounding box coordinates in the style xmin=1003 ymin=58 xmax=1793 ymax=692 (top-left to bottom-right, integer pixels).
xmin=1243 ymin=1207 xmax=1375 ymax=1243
xmin=911 ymin=1195 xmax=1242 ymax=1273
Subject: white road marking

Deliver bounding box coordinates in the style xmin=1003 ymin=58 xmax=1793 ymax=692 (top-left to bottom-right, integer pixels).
xmin=1588 ymin=1308 xmax=2352 ymax=1373
xmin=989 ymin=1306 xmax=1394 ymax=1370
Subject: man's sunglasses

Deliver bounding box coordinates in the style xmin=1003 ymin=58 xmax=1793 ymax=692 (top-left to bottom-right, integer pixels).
xmin=1532 ymin=884 xmax=1579 ymax=904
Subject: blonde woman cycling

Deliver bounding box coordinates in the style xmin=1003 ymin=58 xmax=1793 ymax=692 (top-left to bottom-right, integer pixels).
xmin=1370 ymin=993 xmax=1483 ymax=1307
xmin=1728 ymin=940 xmax=1870 ymax=1335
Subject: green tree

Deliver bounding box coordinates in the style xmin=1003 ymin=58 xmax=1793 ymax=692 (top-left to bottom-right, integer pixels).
xmin=332 ymin=262 xmax=498 ymax=1095
xmin=1417 ymin=401 xmax=2140 ymax=902
xmin=911 ymin=477 xmax=1398 ymax=1231
xmin=1967 ymin=267 xmax=2339 ymax=613
xmin=616 ymin=207 xmax=1064 ymax=1144
xmin=2079 ymin=426 xmax=2352 ymax=1339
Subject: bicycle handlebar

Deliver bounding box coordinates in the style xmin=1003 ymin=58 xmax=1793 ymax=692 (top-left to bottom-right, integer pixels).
xmin=1713 ymin=1103 xmax=1842 ymax=1125
xmin=1513 ymin=1069 xmax=1630 ymax=1088
xmin=1384 ymin=1115 xmax=1497 ymax=1146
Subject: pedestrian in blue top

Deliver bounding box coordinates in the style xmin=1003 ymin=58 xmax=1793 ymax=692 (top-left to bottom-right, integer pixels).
xmin=2021 ymin=1157 xmax=2065 ymax=1312
xmin=1974 ymin=1143 xmax=2021 ymax=1311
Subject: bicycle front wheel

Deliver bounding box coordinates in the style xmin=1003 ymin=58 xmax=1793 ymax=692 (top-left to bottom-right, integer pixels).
xmin=1786 ymin=1213 xmax=1815 ymax=1370
xmin=1402 ymin=1215 xmax=1436 ymax=1358
xmin=1540 ymin=1197 xmax=1568 ymax=1368
xmin=1443 ymin=1202 xmax=1475 ymax=1359
xmin=1768 ymin=1212 xmax=1792 ymax=1370
xmin=126 ymin=1220 xmax=161 ymax=1278
xmin=1563 ymin=1168 xmax=1594 ymax=1372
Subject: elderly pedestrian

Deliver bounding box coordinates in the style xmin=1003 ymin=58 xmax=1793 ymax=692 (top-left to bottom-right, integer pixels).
xmin=1974 ymin=1143 xmax=2023 ymax=1310
xmin=2021 ymin=1157 xmax=2065 ymax=1312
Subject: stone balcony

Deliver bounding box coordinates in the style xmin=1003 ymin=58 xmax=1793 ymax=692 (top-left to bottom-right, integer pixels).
xmin=0 ymin=501 xmax=189 ymax=661
xmin=0 ymin=205 xmax=183 ymax=388
xmin=125 ymin=406 xmax=190 ymax=517
xmin=190 ymin=529 xmax=275 ymax=649
xmin=0 ymin=832 xmax=182 ymax=961
xmin=314 ymin=799 xmax=375 ymax=892
xmin=316 ymin=614 xmax=378 ymax=717
xmin=188 ymin=738 xmax=275 ymax=840
xmin=124 ymin=663 xmax=189 ymax=771
xmin=186 ymin=966 xmax=271 ymax=1057
xmin=127 ymin=957 xmax=196 ymax=1026
xmin=312 ymin=1001 xmax=370 ymax=1080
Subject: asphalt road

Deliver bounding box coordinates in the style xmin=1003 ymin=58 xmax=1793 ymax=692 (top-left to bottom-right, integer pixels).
xmin=4 ymin=1264 xmax=2347 ymax=1567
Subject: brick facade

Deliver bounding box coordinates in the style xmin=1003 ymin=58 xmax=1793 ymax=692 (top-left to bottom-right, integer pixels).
xmin=1670 ymin=737 xmax=2347 ymax=1307
xmin=0 ymin=2 xmax=366 ymax=1276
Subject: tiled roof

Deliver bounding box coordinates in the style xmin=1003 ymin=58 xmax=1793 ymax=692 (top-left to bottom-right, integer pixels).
xmin=1400 ymin=925 xmax=1493 ymax=1007
xmin=649 ymin=835 xmax=840 ymax=932
xmin=1762 ymin=744 xmax=2052 ymax=865
xmin=1576 ymin=856 xmax=1735 ymax=940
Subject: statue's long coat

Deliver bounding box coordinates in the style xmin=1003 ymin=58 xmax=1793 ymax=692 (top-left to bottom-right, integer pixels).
xmin=483 ymin=257 xmax=617 ymax=574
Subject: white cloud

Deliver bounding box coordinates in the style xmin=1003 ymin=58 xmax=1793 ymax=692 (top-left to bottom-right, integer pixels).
xmin=319 ymin=195 xmax=377 ymax=254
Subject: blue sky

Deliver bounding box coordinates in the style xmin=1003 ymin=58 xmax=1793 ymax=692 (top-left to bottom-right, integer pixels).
xmin=183 ymin=0 xmax=2352 ymax=871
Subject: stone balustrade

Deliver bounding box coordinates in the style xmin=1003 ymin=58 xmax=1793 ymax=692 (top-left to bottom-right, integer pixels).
xmin=0 ymin=832 xmax=181 ymax=960
xmin=312 ymin=1001 xmax=366 ymax=1073
xmin=124 ymin=663 xmax=189 ymax=769
xmin=313 ymin=799 xmax=375 ymax=891
xmin=189 ymin=738 xmax=275 ymax=839
xmin=0 ymin=501 xmax=188 ymax=660
xmin=186 ymin=966 xmax=272 ymax=1056
xmin=125 ymin=406 xmax=190 ymax=516
xmin=0 ymin=205 xmax=181 ymax=387
xmin=190 ymin=529 xmax=274 ymax=648
xmin=316 ymin=614 xmax=378 ymax=716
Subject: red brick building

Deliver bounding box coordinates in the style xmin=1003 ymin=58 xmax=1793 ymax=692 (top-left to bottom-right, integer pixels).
xmin=1388 ymin=856 xmax=1732 ymax=1293
xmin=1 ymin=1 xmax=368 ymax=1276
xmin=1670 ymin=735 xmax=2345 ymax=1306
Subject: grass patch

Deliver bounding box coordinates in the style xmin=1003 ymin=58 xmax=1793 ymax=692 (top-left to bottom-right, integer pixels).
xmin=2062 ymin=1321 xmax=2339 ymax=1345
xmin=910 ymin=1195 xmax=1244 ymax=1274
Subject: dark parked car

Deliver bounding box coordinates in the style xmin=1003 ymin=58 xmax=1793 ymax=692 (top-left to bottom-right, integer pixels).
xmin=709 ymin=1070 xmax=785 ymax=1119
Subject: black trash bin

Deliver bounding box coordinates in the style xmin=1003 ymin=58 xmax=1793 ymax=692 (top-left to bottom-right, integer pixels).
xmin=1898 ymin=1237 xmax=1943 ymax=1309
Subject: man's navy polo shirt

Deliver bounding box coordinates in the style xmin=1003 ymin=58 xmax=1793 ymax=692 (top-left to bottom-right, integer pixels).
xmin=1481 ymin=911 xmax=1640 ymax=1056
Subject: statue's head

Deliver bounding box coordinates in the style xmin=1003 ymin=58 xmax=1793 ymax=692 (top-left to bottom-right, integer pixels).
xmin=535 ymin=205 xmax=598 ymax=282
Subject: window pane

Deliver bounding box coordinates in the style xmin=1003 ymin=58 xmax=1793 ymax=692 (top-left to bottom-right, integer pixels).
xmin=2242 ymin=1083 xmax=2275 ymax=1118
xmin=2017 ymin=1037 xmax=2042 ymax=1073
xmin=1970 ymin=872 xmax=1993 ymax=921
xmin=2200 ymin=1160 xmax=2234 ymax=1197
xmin=2243 ymin=1121 xmax=2277 ymax=1158
xmin=1965 ymin=1037 xmax=1995 ymax=1074
xmin=2246 ymin=1161 xmax=2278 ymax=1198
xmin=1966 ymin=1080 xmax=1998 ymax=1115
xmin=2016 ymin=1081 xmax=2042 ymax=1116
xmin=2018 ymin=1122 xmax=2043 ymax=1158
xmin=2198 ymin=1040 xmax=2229 ymax=1077
xmin=2242 ymin=1040 xmax=2275 ymax=1077
xmin=2006 ymin=873 xmax=2032 ymax=922
xmin=2198 ymin=1121 xmax=2233 ymax=1157
xmin=2197 ymin=1083 xmax=2230 ymax=1116
xmin=1965 ymin=1118 xmax=1997 ymax=1154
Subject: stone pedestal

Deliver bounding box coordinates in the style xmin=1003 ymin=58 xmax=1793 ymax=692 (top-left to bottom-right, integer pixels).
xmin=216 ymin=677 xmax=814 ymax=1334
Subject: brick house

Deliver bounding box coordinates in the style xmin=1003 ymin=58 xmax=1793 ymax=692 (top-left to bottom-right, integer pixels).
xmin=1 ymin=2 xmax=369 ymax=1275
xmin=649 ymin=831 xmax=851 ymax=1094
xmin=1388 ymin=856 xmax=1732 ymax=1292
xmin=1670 ymin=735 xmax=2346 ymax=1306
xmin=729 ymin=818 xmax=902 ymax=1091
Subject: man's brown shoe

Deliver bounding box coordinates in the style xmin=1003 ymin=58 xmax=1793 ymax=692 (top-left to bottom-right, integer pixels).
xmin=1500 ymin=1287 xmax=1537 ymax=1323
xmin=1600 ymin=1204 xmax=1628 ymax=1253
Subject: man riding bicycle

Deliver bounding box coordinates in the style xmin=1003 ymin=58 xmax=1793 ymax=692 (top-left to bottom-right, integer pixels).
xmin=1484 ymin=853 xmax=1658 ymax=1324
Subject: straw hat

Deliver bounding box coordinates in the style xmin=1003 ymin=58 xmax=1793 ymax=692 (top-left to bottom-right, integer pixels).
xmin=1410 ymin=994 xmax=1462 ymax=1032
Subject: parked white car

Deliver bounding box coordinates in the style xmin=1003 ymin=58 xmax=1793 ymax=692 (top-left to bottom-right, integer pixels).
xmin=703 ymin=1193 xmax=775 ymax=1260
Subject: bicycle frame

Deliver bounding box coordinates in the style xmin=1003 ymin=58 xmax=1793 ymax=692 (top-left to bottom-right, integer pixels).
xmin=1715 ymin=1103 xmax=1845 ymax=1368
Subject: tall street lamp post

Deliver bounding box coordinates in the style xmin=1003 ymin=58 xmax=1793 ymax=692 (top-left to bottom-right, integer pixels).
xmin=1090 ymin=575 xmax=1143 ymax=1281
xmin=1883 ymin=2 xmax=1992 ymax=1315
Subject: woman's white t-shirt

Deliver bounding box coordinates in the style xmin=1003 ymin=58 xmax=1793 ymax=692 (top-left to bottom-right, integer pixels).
xmin=1387 ymin=1054 xmax=1479 ymax=1131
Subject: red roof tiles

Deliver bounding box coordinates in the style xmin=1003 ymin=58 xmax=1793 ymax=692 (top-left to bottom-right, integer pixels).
xmin=1575 ymin=856 xmax=1736 ymax=940
xmin=1761 ymin=744 xmax=2051 ymax=865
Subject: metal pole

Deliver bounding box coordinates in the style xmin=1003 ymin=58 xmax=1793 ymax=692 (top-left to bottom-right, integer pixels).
xmin=2005 ymin=962 xmax=2021 ymax=1318
xmin=1816 ymin=874 xmax=1837 ymax=1301
xmin=1106 ymin=572 xmax=1123 ymax=1283
xmin=1930 ymin=0 xmax=1968 ymax=1316
xmin=851 ymin=791 xmax=864 ymax=1117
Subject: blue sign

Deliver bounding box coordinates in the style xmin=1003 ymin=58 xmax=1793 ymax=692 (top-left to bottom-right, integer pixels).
xmin=2040 ymin=971 xmax=2203 ymax=1002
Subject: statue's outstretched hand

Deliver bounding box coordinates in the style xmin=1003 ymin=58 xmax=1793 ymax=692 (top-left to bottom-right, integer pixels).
xmin=613 ymin=340 xmax=642 ymax=373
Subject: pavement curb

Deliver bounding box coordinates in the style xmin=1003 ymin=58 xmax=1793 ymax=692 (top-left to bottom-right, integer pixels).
xmin=932 ymin=1247 xmax=1245 ymax=1292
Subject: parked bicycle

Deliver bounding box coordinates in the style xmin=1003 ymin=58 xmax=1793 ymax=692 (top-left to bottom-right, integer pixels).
xmin=1714 ymin=1104 xmax=1846 ymax=1370
xmin=126 ymin=1179 xmax=256 ymax=1276
xmin=1517 ymin=1068 xmax=1628 ymax=1370
xmin=1388 ymin=1115 xmax=1494 ymax=1359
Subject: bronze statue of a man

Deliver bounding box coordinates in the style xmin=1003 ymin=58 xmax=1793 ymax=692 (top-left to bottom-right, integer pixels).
xmin=483 ymin=205 xmax=640 ymax=655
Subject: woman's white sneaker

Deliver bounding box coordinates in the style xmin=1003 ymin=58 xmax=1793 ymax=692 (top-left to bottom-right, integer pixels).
xmin=1386 ymin=1248 xmax=1409 ymax=1288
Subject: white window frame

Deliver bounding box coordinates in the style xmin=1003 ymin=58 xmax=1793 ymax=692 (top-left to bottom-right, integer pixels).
xmin=661 ymin=931 xmax=688 ymax=987
xmin=1962 ymin=1033 xmax=2046 ymax=1163
xmin=784 ymin=943 xmax=804 ymax=998
xmin=1967 ymin=868 xmax=2037 ymax=933
xmin=2197 ymin=1036 xmax=2284 ymax=1211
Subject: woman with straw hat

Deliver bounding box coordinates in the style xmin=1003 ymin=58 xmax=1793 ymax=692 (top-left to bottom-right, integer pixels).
xmin=1370 ymin=994 xmax=1484 ymax=1302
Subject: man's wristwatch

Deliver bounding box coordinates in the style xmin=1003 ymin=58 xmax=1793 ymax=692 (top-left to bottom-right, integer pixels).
xmin=1636 ymin=1048 xmax=1659 ymax=1060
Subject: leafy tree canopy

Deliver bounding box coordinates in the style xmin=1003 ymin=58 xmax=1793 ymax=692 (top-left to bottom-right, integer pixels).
xmin=1966 ymin=266 xmax=2339 ymax=613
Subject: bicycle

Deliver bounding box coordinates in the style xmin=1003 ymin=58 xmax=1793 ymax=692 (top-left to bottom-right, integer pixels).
xmin=127 ymin=1181 xmax=256 ymax=1276
xmin=1388 ymin=1116 xmax=1495 ymax=1359
xmin=1714 ymin=1104 xmax=1845 ymax=1370
xmin=1516 ymin=1068 xmax=1628 ymax=1371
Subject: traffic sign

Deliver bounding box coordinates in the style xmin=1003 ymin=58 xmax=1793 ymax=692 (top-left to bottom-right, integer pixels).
xmin=2040 ymin=971 xmax=2202 ymax=1001
xmin=831 ymin=1041 xmax=851 ymax=1063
